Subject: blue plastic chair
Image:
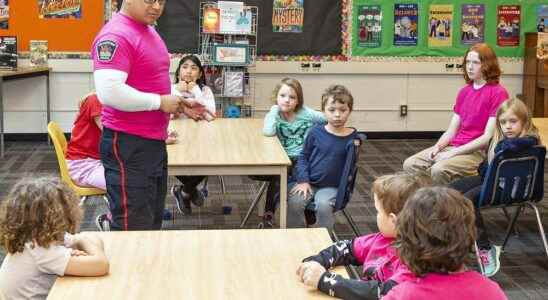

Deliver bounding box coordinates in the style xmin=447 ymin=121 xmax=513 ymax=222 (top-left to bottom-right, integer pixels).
xmin=332 ymin=133 xmax=367 ymax=237
xmin=477 ymin=145 xmax=548 ymax=258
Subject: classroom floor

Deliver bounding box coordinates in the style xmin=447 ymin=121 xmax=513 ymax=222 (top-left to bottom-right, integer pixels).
xmin=0 ymin=139 xmax=547 ymax=299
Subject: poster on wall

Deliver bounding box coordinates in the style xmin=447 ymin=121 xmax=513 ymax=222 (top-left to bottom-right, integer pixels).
xmin=272 ymin=0 xmax=304 ymax=33
xmin=0 ymin=36 xmax=16 ymax=70
xmin=29 ymin=40 xmax=48 ymax=67
xmin=428 ymin=4 xmax=452 ymax=47
xmin=496 ymin=5 xmax=520 ymax=47
xmin=104 ymin=0 xmax=120 ymax=23
xmin=538 ymin=5 xmax=548 ymax=33
xmin=461 ymin=4 xmax=484 ymax=45
xmin=538 ymin=32 xmax=548 ymax=60
xmin=394 ymin=3 xmax=418 ymax=46
xmin=356 ymin=4 xmax=382 ymax=48
xmin=38 ymin=0 xmax=82 ymax=19
xmin=0 ymin=0 xmax=8 ymax=29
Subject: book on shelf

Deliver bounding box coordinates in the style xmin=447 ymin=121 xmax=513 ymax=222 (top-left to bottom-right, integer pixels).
xmin=0 ymin=36 xmax=17 ymax=70
xmin=218 ymin=1 xmax=248 ymax=33
xmin=224 ymin=71 xmax=244 ymax=97
xmin=29 ymin=40 xmax=48 ymax=67
xmin=203 ymin=6 xmax=220 ymax=33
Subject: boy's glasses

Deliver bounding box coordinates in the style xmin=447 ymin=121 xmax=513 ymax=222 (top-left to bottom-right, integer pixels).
xmin=143 ymin=0 xmax=166 ymax=5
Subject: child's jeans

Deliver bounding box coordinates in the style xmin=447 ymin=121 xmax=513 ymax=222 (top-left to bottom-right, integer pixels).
xmin=287 ymin=182 xmax=337 ymax=230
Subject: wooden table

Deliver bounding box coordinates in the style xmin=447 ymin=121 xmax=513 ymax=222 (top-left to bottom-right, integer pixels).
xmin=0 ymin=66 xmax=51 ymax=157
xmin=167 ymin=118 xmax=292 ymax=228
xmin=533 ymin=118 xmax=548 ymax=146
xmin=47 ymin=228 xmax=347 ymax=300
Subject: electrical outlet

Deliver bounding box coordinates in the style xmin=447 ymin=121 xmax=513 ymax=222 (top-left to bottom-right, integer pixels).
xmin=400 ymin=105 xmax=408 ymax=117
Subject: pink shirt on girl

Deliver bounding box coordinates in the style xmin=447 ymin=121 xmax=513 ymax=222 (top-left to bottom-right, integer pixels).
xmin=353 ymin=233 xmax=414 ymax=285
xmin=91 ymin=13 xmax=171 ymax=140
xmin=382 ymin=270 xmax=507 ymax=300
xmin=450 ymin=83 xmax=508 ymax=146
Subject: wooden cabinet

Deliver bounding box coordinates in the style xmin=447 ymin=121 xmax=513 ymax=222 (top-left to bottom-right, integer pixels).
xmin=523 ymin=32 xmax=548 ymax=117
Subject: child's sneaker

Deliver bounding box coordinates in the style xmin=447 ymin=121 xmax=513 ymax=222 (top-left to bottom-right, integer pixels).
xmin=258 ymin=212 xmax=274 ymax=229
xmin=171 ymin=185 xmax=191 ymax=215
xmin=95 ymin=213 xmax=111 ymax=232
xmin=479 ymin=245 xmax=501 ymax=277
xmin=304 ymin=209 xmax=316 ymax=226
xmin=188 ymin=187 xmax=206 ymax=207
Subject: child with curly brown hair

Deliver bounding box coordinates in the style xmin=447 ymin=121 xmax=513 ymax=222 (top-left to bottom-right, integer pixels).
xmin=0 ymin=177 xmax=109 ymax=300
xmin=383 ymin=187 xmax=507 ymax=300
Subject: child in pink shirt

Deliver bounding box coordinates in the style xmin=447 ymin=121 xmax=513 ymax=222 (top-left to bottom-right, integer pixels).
xmin=296 ymin=172 xmax=431 ymax=299
xmin=403 ymin=43 xmax=508 ymax=184
xmin=383 ymin=187 xmax=507 ymax=300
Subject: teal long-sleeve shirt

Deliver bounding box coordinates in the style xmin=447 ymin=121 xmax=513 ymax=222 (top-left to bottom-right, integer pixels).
xmin=263 ymin=105 xmax=326 ymax=159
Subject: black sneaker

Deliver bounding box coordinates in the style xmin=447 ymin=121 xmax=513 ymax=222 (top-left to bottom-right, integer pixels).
xmin=304 ymin=209 xmax=316 ymax=226
xmin=171 ymin=185 xmax=191 ymax=215
xmin=95 ymin=213 xmax=110 ymax=231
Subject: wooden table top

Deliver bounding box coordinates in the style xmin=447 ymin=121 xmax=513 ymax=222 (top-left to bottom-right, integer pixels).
xmin=48 ymin=228 xmax=347 ymax=300
xmin=533 ymin=118 xmax=548 ymax=146
xmin=167 ymin=118 xmax=291 ymax=166
xmin=0 ymin=66 xmax=50 ymax=77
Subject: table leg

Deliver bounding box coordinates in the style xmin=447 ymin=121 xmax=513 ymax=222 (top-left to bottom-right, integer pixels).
xmin=279 ymin=165 xmax=287 ymax=228
xmin=46 ymin=72 xmax=51 ymax=145
xmin=0 ymin=77 xmax=4 ymax=158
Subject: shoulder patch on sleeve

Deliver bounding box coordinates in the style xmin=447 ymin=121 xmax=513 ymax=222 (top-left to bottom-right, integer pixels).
xmin=96 ymin=40 xmax=118 ymax=62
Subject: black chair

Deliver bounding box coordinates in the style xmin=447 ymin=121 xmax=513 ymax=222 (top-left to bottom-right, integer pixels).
xmin=477 ymin=145 xmax=548 ymax=258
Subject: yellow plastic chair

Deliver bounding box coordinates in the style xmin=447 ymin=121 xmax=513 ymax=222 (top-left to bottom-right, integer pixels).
xmin=47 ymin=121 xmax=107 ymax=206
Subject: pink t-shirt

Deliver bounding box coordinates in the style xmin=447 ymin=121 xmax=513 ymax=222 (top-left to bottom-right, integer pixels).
xmin=353 ymin=233 xmax=414 ymax=284
xmin=91 ymin=13 xmax=170 ymax=140
xmin=450 ymin=83 xmax=508 ymax=146
xmin=382 ymin=271 xmax=508 ymax=300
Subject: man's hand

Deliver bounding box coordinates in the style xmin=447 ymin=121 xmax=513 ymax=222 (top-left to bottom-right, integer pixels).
xmin=160 ymin=95 xmax=183 ymax=113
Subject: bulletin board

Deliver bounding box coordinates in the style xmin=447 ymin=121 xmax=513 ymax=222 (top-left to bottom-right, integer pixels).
xmin=0 ymin=1 xmax=104 ymax=52
xmin=157 ymin=0 xmax=342 ymax=56
xmin=352 ymin=0 xmax=544 ymax=57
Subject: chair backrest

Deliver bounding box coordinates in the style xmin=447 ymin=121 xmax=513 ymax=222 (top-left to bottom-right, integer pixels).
xmin=334 ymin=133 xmax=366 ymax=212
xmin=47 ymin=121 xmax=75 ymax=188
xmin=478 ymin=145 xmax=546 ymax=207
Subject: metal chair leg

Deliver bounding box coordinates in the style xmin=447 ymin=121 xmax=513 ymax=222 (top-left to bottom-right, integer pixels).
xmin=474 ymin=241 xmax=485 ymax=275
xmin=341 ymin=209 xmax=361 ymax=237
xmin=501 ymin=207 xmax=520 ymax=236
xmin=79 ymin=195 xmax=88 ymax=207
xmin=219 ymin=176 xmax=226 ymax=195
xmin=240 ymin=182 xmax=268 ymax=228
xmin=524 ymin=202 xmax=548 ymax=258
xmin=502 ymin=205 xmax=524 ymax=250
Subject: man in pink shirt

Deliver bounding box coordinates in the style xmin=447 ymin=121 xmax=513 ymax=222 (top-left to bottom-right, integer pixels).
xmin=92 ymin=0 xmax=187 ymax=230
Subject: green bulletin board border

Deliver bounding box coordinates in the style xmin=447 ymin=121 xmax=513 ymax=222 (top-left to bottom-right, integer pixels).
xmin=352 ymin=0 xmax=544 ymax=57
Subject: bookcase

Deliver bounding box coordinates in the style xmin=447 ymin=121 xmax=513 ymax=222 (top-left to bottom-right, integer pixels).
xmin=198 ymin=1 xmax=258 ymax=118
xmin=522 ymin=32 xmax=548 ymax=117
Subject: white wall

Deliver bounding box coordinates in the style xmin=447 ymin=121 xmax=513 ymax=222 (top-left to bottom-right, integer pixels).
xmin=3 ymin=59 xmax=522 ymax=133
